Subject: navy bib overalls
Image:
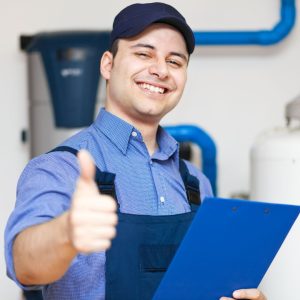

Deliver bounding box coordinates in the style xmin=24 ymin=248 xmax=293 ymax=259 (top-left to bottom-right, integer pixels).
xmin=51 ymin=146 xmax=201 ymax=300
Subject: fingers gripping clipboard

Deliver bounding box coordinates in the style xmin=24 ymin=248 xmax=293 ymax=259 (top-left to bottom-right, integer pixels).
xmin=153 ymin=197 xmax=300 ymax=300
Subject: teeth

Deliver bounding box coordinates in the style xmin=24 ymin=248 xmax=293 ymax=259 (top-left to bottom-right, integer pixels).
xmin=139 ymin=83 xmax=165 ymax=94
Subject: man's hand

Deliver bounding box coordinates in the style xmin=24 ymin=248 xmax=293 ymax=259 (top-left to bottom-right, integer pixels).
xmin=68 ymin=150 xmax=118 ymax=253
xmin=220 ymin=289 xmax=267 ymax=300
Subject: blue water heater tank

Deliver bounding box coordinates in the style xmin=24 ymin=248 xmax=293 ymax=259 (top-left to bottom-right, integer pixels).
xmin=21 ymin=31 xmax=110 ymax=157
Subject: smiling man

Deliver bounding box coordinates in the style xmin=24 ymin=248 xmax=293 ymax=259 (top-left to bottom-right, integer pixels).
xmin=102 ymin=22 xmax=188 ymax=156
xmin=5 ymin=3 xmax=266 ymax=300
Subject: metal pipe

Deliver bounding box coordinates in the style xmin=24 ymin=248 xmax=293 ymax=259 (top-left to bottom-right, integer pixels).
xmin=165 ymin=125 xmax=217 ymax=196
xmin=194 ymin=0 xmax=296 ymax=46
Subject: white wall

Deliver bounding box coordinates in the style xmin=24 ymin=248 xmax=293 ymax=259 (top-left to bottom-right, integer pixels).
xmin=1 ymin=0 xmax=300 ymax=298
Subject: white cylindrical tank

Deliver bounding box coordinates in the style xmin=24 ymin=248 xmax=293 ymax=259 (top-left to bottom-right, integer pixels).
xmin=250 ymin=126 xmax=300 ymax=300
xmin=251 ymin=127 xmax=300 ymax=204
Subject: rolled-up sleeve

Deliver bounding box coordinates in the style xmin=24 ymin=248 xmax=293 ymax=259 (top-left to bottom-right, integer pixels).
xmin=4 ymin=151 xmax=79 ymax=289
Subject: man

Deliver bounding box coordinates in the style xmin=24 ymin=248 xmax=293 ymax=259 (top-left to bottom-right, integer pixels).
xmin=5 ymin=3 xmax=266 ymax=300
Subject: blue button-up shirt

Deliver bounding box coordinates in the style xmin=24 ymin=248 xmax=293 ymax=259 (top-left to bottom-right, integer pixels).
xmin=5 ymin=109 xmax=213 ymax=299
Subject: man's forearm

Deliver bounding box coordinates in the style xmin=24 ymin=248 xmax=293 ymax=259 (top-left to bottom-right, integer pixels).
xmin=13 ymin=151 xmax=117 ymax=286
xmin=13 ymin=211 xmax=77 ymax=285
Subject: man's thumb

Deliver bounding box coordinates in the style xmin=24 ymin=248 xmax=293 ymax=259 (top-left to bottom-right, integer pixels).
xmin=77 ymin=150 xmax=96 ymax=182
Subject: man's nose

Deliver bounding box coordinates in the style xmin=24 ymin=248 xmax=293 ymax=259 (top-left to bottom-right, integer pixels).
xmin=148 ymin=59 xmax=169 ymax=79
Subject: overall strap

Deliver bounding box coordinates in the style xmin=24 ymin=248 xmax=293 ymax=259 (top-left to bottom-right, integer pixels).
xmin=48 ymin=146 xmax=117 ymax=200
xmin=179 ymin=159 xmax=201 ymax=206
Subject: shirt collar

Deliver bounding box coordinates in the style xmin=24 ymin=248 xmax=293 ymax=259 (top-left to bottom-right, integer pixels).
xmin=94 ymin=109 xmax=179 ymax=160
xmin=154 ymin=126 xmax=179 ymax=161
xmin=94 ymin=109 xmax=134 ymax=155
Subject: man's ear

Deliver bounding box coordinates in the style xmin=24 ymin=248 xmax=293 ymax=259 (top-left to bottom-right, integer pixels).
xmin=100 ymin=51 xmax=113 ymax=80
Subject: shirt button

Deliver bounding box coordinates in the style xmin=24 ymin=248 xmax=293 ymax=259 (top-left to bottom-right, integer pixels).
xmin=160 ymin=196 xmax=165 ymax=203
xmin=131 ymin=131 xmax=137 ymax=137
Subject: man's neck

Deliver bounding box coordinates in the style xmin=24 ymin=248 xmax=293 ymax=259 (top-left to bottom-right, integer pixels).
xmin=137 ymin=123 xmax=159 ymax=156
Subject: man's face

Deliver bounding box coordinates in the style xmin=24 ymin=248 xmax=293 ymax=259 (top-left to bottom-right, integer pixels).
xmin=101 ymin=23 xmax=189 ymax=125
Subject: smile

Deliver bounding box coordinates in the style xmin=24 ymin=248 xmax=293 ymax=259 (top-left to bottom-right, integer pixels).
xmin=137 ymin=83 xmax=167 ymax=94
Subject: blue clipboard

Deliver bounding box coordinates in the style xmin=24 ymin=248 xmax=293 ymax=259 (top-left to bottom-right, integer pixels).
xmin=153 ymin=197 xmax=300 ymax=300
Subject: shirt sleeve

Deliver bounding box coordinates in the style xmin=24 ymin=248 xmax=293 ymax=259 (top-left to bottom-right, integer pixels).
xmin=4 ymin=151 xmax=79 ymax=290
xmin=183 ymin=160 xmax=214 ymax=199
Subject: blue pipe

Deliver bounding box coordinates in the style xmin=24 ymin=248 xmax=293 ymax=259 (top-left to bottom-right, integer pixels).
xmin=194 ymin=0 xmax=296 ymax=46
xmin=165 ymin=125 xmax=217 ymax=196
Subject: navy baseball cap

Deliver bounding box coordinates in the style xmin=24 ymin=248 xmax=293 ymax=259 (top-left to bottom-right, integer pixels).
xmin=110 ymin=2 xmax=195 ymax=54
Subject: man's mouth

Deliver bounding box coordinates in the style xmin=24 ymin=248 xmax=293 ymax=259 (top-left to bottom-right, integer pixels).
xmin=137 ymin=82 xmax=167 ymax=94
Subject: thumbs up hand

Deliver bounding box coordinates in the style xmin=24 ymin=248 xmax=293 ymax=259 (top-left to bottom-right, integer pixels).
xmin=68 ymin=150 xmax=117 ymax=253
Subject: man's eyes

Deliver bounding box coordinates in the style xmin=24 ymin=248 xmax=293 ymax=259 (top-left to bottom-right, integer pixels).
xmin=135 ymin=52 xmax=151 ymax=58
xmin=134 ymin=52 xmax=184 ymax=67
xmin=166 ymin=59 xmax=182 ymax=67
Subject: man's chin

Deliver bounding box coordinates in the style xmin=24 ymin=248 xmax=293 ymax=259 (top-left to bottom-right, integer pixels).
xmin=134 ymin=109 xmax=165 ymax=123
